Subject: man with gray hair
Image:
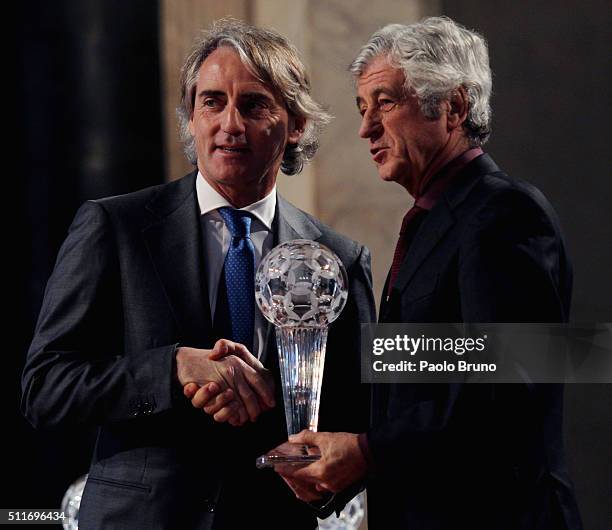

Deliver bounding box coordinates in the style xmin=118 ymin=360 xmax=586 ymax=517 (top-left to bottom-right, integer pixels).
xmin=278 ymin=16 xmax=583 ymax=529
xmin=22 ymin=19 xmax=374 ymax=529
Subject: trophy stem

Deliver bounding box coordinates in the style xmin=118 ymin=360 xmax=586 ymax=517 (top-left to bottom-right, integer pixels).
xmin=276 ymin=326 xmax=329 ymax=436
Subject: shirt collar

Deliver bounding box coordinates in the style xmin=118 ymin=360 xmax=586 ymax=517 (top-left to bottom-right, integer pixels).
xmin=416 ymin=147 xmax=484 ymax=210
xmin=196 ymin=171 xmax=276 ymax=230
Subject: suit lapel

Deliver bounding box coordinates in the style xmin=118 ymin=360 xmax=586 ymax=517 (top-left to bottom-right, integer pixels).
xmin=384 ymin=154 xmax=500 ymax=320
xmin=274 ymin=195 xmax=322 ymax=245
xmin=142 ymin=171 xmax=213 ymax=347
xmin=390 ymin=201 xmax=456 ymax=298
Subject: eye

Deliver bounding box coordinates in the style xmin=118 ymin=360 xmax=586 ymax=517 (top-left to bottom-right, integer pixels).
xmin=243 ymin=98 xmax=269 ymax=116
xmin=202 ymin=98 xmax=220 ymax=109
xmin=378 ymin=98 xmax=396 ymax=112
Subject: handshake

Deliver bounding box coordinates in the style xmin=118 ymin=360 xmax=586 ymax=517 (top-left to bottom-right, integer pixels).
xmin=175 ymin=339 xmax=276 ymax=427
xmin=176 ymin=339 xmax=367 ymax=503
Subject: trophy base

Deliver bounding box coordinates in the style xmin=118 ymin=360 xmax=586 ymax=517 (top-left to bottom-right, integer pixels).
xmin=256 ymin=442 xmax=321 ymax=469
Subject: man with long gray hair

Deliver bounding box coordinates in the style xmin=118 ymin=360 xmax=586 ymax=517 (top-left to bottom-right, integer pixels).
xmin=22 ymin=19 xmax=374 ymax=529
xmin=278 ymin=16 xmax=583 ymax=529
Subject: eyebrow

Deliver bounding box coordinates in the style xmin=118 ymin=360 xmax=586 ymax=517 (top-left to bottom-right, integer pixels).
xmin=356 ymin=86 xmax=403 ymax=109
xmin=355 ymin=88 xmax=385 ymax=109
xmin=196 ymin=89 xmax=274 ymax=102
xmin=197 ymin=90 xmax=225 ymax=98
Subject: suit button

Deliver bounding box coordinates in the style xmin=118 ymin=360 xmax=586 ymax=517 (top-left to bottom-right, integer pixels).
xmin=202 ymin=499 xmax=215 ymax=513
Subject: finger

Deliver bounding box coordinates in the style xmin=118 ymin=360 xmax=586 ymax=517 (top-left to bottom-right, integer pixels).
xmin=306 ymin=445 xmax=321 ymax=457
xmin=228 ymin=414 xmax=244 ymax=427
xmin=191 ymin=384 xmax=226 ymax=409
xmin=209 ymin=339 xmax=232 ymax=360
xmin=282 ymin=476 xmax=323 ymax=502
xmin=241 ymin=365 xmax=276 ymax=409
xmin=194 ymin=381 xmax=220 ymax=400
xmin=274 ymin=463 xmax=299 ymax=477
xmin=213 ymin=400 xmax=244 ymax=423
xmin=233 ymin=369 xmax=261 ymax=422
xmin=289 ymin=429 xmax=318 ymax=446
xmin=231 ymin=343 xmax=264 ymax=370
xmin=213 ymin=400 xmax=249 ymax=424
xmin=183 ymin=382 xmax=200 ymax=399
xmin=290 ymin=461 xmax=324 ymax=485
xmin=203 ymin=389 xmax=236 ymax=415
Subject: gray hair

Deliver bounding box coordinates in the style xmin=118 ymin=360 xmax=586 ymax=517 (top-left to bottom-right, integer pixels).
xmin=177 ymin=18 xmax=331 ymax=175
xmin=350 ymin=16 xmax=492 ymax=146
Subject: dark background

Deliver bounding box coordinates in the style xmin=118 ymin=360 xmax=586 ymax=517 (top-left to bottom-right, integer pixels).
xmin=9 ymin=1 xmax=611 ymax=528
xmin=11 ymin=0 xmax=164 ymax=511
xmin=443 ymin=2 xmax=612 ymax=528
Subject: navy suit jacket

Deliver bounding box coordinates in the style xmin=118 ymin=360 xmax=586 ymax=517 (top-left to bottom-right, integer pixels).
xmin=22 ymin=171 xmax=375 ymax=530
xmin=366 ymin=154 xmax=583 ymax=530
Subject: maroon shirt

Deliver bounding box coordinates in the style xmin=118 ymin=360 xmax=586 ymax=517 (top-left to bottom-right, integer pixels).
xmin=416 ymin=147 xmax=483 ymax=209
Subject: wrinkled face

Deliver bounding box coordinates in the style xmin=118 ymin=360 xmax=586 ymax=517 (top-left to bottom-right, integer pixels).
xmin=356 ymin=55 xmax=448 ymax=194
xmin=189 ymin=47 xmax=303 ymax=204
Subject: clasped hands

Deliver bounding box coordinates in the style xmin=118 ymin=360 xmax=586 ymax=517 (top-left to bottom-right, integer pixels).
xmin=176 ymin=339 xmax=275 ymax=426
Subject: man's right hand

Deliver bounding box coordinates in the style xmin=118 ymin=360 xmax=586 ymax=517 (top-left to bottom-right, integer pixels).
xmin=176 ymin=339 xmax=275 ymax=426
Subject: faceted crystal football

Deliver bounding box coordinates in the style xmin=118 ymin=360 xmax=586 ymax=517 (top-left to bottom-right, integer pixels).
xmin=255 ymin=239 xmax=348 ymax=327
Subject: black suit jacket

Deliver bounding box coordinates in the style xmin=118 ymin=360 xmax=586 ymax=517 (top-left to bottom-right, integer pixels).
xmin=22 ymin=171 xmax=375 ymax=530
xmin=366 ymin=154 xmax=582 ymax=530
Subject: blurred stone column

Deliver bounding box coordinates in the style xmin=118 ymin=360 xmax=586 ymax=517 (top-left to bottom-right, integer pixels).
xmin=252 ymin=0 xmax=316 ymax=214
xmin=159 ymin=0 xmax=251 ymax=181
xmin=308 ymin=0 xmax=440 ymax=307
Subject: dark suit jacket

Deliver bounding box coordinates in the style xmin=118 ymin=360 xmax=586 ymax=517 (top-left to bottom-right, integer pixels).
xmin=366 ymin=154 xmax=582 ymax=530
xmin=22 ymin=171 xmax=375 ymax=530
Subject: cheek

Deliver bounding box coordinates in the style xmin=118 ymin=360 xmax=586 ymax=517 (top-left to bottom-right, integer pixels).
xmin=266 ymin=116 xmax=283 ymax=138
xmin=262 ymin=121 xmax=288 ymax=153
xmin=388 ymin=132 xmax=411 ymax=161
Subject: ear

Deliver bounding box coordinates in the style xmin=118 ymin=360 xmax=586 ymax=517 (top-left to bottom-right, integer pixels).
xmin=188 ymin=114 xmax=195 ymax=136
xmin=288 ymin=115 xmax=306 ymax=145
xmin=447 ymin=86 xmax=469 ymax=131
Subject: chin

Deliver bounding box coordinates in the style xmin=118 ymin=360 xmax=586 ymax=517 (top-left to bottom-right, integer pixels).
xmin=210 ymin=167 xmax=251 ymax=183
xmin=378 ymin=162 xmax=412 ymax=188
xmin=377 ymin=168 xmax=400 ymax=183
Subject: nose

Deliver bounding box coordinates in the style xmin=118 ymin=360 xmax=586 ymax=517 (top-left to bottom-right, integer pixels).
xmin=358 ymin=108 xmax=382 ymax=139
xmin=221 ymin=103 xmax=246 ymax=136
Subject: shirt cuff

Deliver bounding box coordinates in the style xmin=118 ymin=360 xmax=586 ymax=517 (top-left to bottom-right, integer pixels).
xmin=171 ymin=343 xmax=185 ymax=405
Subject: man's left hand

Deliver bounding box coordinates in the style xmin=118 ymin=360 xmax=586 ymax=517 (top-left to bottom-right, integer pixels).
xmin=275 ymin=431 xmax=367 ymax=494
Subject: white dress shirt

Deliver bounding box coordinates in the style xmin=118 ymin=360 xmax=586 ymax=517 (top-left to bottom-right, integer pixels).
xmin=196 ymin=171 xmax=275 ymax=359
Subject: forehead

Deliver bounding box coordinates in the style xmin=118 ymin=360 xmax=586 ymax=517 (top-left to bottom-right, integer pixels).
xmin=196 ymin=46 xmax=274 ymax=94
xmin=356 ymin=55 xmax=405 ymax=97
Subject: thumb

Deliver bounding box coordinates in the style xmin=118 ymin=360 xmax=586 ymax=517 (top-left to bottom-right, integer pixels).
xmin=289 ymin=429 xmax=317 ymax=446
xmin=209 ymin=339 xmax=232 ymax=360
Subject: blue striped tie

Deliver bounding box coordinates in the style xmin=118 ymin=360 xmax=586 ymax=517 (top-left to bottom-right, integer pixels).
xmin=218 ymin=207 xmax=255 ymax=351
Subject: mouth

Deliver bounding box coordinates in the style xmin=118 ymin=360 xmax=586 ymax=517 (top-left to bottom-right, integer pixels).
xmin=215 ymin=145 xmax=250 ymax=155
xmin=370 ymin=146 xmax=388 ymax=163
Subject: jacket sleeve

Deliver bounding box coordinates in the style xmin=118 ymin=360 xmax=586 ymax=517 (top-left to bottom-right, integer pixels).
xmin=458 ymin=188 xmax=571 ymax=323
xmin=21 ymin=201 xmax=179 ymax=429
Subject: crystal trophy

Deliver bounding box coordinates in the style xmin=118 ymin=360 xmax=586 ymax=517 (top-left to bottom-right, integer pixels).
xmin=61 ymin=474 xmax=88 ymax=530
xmin=255 ymin=239 xmax=348 ymax=467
